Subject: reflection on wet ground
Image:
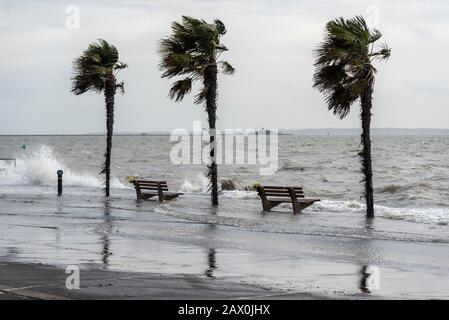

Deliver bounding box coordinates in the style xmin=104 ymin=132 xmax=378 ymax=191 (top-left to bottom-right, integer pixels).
xmin=101 ymin=200 xmax=113 ymax=268
xmin=204 ymin=248 xmax=217 ymax=278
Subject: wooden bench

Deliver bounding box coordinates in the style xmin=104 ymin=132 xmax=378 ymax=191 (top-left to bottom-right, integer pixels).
xmin=133 ymin=180 xmax=182 ymax=202
xmin=256 ymin=185 xmax=320 ymax=214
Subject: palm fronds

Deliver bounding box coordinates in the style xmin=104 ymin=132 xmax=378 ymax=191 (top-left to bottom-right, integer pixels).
xmin=313 ymin=16 xmax=389 ymax=118
xmin=158 ymin=16 xmax=234 ymax=105
xmin=71 ymin=39 xmax=127 ymax=95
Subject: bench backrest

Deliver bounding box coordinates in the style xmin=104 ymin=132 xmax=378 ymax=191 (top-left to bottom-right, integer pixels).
xmin=261 ymin=186 xmax=304 ymax=198
xmin=134 ymin=180 xmax=169 ymax=191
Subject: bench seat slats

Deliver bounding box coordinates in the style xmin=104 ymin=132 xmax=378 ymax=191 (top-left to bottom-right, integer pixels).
xmin=266 ymin=197 xmax=317 ymax=202
xmin=139 ymin=187 xmax=169 ymax=191
xmin=136 ymin=182 xmax=167 ymax=186
xmin=141 ymin=191 xmax=182 ymax=196
xmin=264 ymin=192 xmax=290 ymax=195
xmin=137 ymin=181 xmax=167 ymax=185
xmin=263 ymin=186 xmax=294 ymax=189
xmin=265 ymin=190 xmax=304 ymax=194
xmin=267 ymin=197 xmax=292 ymax=203
xmin=265 ymin=192 xmax=305 ymax=198
xmin=138 ymin=184 xmax=168 ymax=188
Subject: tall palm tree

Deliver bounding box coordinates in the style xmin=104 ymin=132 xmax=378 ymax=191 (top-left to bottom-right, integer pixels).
xmin=159 ymin=16 xmax=235 ymax=206
xmin=313 ymin=16 xmax=390 ymax=218
xmin=71 ymin=39 xmax=127 ymax=197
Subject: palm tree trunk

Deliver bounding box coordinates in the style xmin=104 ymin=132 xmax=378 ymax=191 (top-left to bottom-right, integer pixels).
xmin=204 ymin=63 xmax=219 ymax=206
xmin=360 ymin=81 xmax=375 ymax=218
xmin=103 ymin=76 xmax=116 ymax=197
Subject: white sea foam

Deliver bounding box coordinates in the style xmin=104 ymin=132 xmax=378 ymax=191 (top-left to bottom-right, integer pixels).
xmin=180 ymin=174 xmax=210 ymax=193
xmin=180 ymin=174 xmax=257 ymax=199
xmin=0 ymin=145 xmax=125 ymax=189
xmin=221 ymin=190 xmax=259 ymax=199
xmin=315 ymin=199 xmax=449 ymax=225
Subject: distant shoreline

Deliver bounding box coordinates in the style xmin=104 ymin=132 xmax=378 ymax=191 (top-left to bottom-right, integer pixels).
xmin=1 ymin=128 xmax=449 ymax=137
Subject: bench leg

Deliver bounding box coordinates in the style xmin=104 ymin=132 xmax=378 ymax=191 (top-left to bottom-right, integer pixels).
xmin=292 ymin=202 xmax=314 ymax=214
xmin=260 ymin=198 xmax=272 ymax=211
xmin=134 ymin=182 xmax=143 ymax=200
xmin=289 ymin=188 xmax=302 ymax=214
xmin=157 ymin=183 xmax=164 ymax=202
xmin=292 ymin=200 xmax=300 ymax=214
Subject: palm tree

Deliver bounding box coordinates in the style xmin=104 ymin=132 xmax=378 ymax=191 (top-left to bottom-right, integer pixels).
xmin=313 ymin=16 xmax=390 ymax=218
xmin=71 ymin=39 xmax=127 ymax=197
xmin=159 ymin=16 xmax=235 ymax=206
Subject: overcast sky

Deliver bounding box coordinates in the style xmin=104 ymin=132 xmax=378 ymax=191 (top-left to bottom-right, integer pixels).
xmin=0 ymin=0 xmax=448 ymax=134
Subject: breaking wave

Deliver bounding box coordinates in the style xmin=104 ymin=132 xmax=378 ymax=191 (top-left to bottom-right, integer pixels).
xmin=0 ymin=145 xmax=125 ymax=188
xmin=315 ymin=199 xmax=449 ymax=225
xmin=180 ymin=174 xmax=210 ymax=193
xmin=180 ymin=174 xmax=257 ymax=199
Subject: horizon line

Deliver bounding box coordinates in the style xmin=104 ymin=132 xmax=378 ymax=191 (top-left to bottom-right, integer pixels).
xmin=2 ymin=127 xmax=449 ymax=136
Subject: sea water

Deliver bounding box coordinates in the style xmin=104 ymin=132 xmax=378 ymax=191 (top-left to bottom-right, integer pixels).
xmin=1 ymin=135 xmax=448 ymax=224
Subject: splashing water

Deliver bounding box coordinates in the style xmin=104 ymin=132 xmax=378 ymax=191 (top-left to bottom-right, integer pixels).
xmin=180 ymin=174 xmax=210 ymax=193
xmin=0 ymin=145 xmax=125 ymax=188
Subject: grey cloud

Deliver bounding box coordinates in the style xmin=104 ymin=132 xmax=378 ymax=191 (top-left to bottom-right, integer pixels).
xmin=0 ymin=0 xmax=448 ymax=134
